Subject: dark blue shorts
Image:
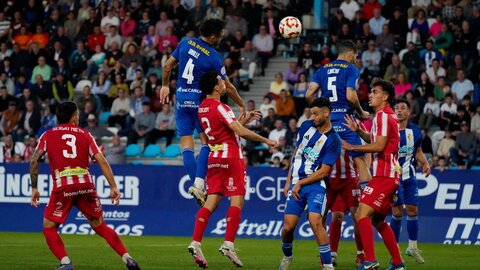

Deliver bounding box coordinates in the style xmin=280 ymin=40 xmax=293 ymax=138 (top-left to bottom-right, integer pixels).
xmin=332 ymin=118 xmax=364 ymax=158
xmin=284 ymin=183 xmax=327 ymax=216
xmin=394 ymin=178 xmax=418 ymax=206
xmin=175 ymin=106 xmax=204 ymax=136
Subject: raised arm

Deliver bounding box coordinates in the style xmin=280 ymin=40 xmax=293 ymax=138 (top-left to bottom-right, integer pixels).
xmin=30 ymin=149 xmax=45 ymax=207
xmin=306 ymin=82 xmax=320 ymax=104
xmin=229 ymin=120 xmax=276 ymax=147
xmin=225 ymin=77 xmax=246 ymax=117
xmin=343 ymin=114 xmax=371 ymax=143
xmin=347 ymin=88 xmax=369 ymax=119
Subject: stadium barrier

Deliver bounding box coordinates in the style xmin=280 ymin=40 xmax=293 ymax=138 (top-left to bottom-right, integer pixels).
xmin=0 ymin=164 xmax=479 ymax=245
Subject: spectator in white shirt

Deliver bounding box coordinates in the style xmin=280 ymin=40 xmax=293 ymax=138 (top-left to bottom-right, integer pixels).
xmin=452 ymin=69 xmax=474 ymax=101
xmin=426 ymin=59 xmax=446 ymax=85
xmin=340 ymin=0 xmax=360 ymax=21
xmin=252 ymin=25 xmax=274 ymax=76
xmin=104 ymin=25 xmax=123 ymax=50
xmin=362 ymin=40 xmax=381 ymax=75
xmin=439 ymin=93 xmax=457 ymax=129
xmin=369 ymin=8 xmax=386 ymax=36
xmin=259 ymin=96 xmax=275 ymax=119
xmin=268 ymin=119 xmax=286 ymax=143
xmin=100 ymin=8 xmax=120 ymax=34
xmin=470 ymin=105 xmax=480 ymax=136
xmin=418 ymin=95 xmax=440 ymax=130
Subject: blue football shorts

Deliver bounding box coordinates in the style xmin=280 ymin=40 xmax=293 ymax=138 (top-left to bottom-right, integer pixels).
xmin=394 ymin=177 xmax=419 ymax=206
xmin=175 ymin=106 xmax=204 ymax=137
xmin=284 ymin=183 xmax=327 ymax=216
xmin=332 ymin=117 xmax=364 ymax=158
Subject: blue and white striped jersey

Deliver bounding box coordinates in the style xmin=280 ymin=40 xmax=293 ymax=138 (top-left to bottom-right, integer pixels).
xmin=290 ymin=120 xmax=341 ymax=186
xmin=398 ymin=123 xmax=422 ymax=181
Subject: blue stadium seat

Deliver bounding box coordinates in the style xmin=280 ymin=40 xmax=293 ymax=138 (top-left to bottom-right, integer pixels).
xmin=131 ymin=161 xmax=144 ymax=165
xmin=125 ymin=144 xmax=142 ymax=157
xmin=151 ymin=161 xmax=165 ymax=166
xmin=143 ymin=144 xmax=162 ymax=157
xmin=99 ymin=111 xmax=111 ymax=125
xmin=163 ymin=144 xmax=182 ymax=157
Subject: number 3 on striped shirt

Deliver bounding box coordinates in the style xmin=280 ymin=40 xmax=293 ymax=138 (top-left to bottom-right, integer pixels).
xmin=201 ymin=117 xmax=215 ymax=140
xmin=62 ymin=134 xmax=77 ymax=159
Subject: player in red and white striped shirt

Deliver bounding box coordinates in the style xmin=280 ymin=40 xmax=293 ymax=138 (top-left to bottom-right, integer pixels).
xmin=342 ymin=79 xmax=404 ymax=270
xmin=188 ymin=71 xmax=276 ymax=268
xmin=30 ymin=102 xmax=140 ymax=270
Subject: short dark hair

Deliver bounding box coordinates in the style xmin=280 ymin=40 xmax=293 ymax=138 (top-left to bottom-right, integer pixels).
xmin=199 ymin=70 xmax=219 ymax=95
xmin=199 ymin=19 xmax=225 ymax=38
xmin=337 ymin=40 xmax=358 ymax=55
xmin=56 ymin=102 xmax=78 ymax=124
xmin=373 ymin=79 xmax=395 ymax=104
xmin=310 ymin=97 xmax=332 ymax=112
xmin=394 ymin=98 xmax=410 ymax=109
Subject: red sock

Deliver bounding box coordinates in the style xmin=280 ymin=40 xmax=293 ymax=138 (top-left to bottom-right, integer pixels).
xmin=225 ymin=206 xmax=242 ymax=242
xmin=358 ymin=217 xmax=376 ymax=262
xmin=354 ymin=222 xmax=364 ymax=252
xmin=329 ymin=219 xmax=342 ymax=252
xmin=93 ymin=222 xmax=128 ymax=257
xmin=43 ymin=227 xmax=67 ymax=261
xmin=377 ymin=221 xmax=403 ymax=265
xmin=193 ymin=207 xmax=212 ymax=242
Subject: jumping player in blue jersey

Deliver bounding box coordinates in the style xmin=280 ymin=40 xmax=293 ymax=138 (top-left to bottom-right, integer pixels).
xmin=278 ymin=98 xmax=341 ymax=270
xmin=388 ymin=99 xmax=430 ymax=268
xmin=160 ymin=19 xmax=246 ymax=206
xmin=306 ymin=40 xmax=372 ymax=189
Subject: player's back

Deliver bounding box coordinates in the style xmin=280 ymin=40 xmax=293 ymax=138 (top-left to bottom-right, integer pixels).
xmin=198 ymin=98 xmax=242 ymax=159
xmin=37 ymin=123 xmax=100 ymax=188
xmin=173 ymin=38 xmax=225 ymax=105
xmin=330 ymin=148 xmax=357 ymax=180
xmin=399 ymin=123 xmax=422 ymax=179
xmin=313 ymin=60 xmax=358 ymax=120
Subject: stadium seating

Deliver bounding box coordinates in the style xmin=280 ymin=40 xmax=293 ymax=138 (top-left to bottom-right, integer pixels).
xmin=163 ymin=144 xmax=182 ymax=158
xmin=125 ymin=144 xmax=142 ymax=157
xmin=142 ymin=144 xmax=162 ymax=158
xmin=99 ymin=112 xmax=111 ymax=125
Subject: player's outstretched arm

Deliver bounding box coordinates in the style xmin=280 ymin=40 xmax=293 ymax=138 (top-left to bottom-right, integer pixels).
xmin=238 ymin=110 xmax=262 ymax=126
xmin=347 ymin=88 xmax=369 ymax=119
xmin=160 ymin=56 xmax=178 ymax=104
xmin=229 ymin=120 xmax=277 ymax=147
xmin=225 ymin=77 xmax=246 ymax=117
xmin=342 ymin=135 xmax=388 ymax=153
xmin=29 ymin=149 xmax=45 ymax=207
xmin=305 ymin=82 xmax=320 ymax=104
xmin=291 ymin=164 xmax=332 ymax=200
xmin=93 ymin=152 xmax=121 ymax=206
xmin=416 ymin=147 xmax=431 ymax=177
xmin=343 ymin=114 xmax=371 ymax=143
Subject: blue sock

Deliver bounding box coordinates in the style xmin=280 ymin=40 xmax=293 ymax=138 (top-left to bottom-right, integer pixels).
xmin=196 ymin=144 xmax=209 ymax=180
xmin=390 ymin=215 xmax=402 ymax=243
xmin=318 ymin=244 xmax=332 ymax=265
xmin=182 ymin=148 xmax=197 ymax=182
xmin=281 ymin=241 xmax=293 ymax=257
xmin=407 ymin=215 xmax=418 ymax=241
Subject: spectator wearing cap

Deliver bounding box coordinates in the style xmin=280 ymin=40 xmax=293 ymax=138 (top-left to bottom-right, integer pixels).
xmin=368 ymin=8 xmax=387 ymax=36
xmin=1 ymin=101 xmax=20 ymax=136
xmin=85 ymin=114 xmax=114 ymax=139
xmin=101 ymin=7 xmax=120 ymax=34
xmin=145 ymin=103 xmax=176 ymax=147
xmin=450 ymin=121 xmax=478 ymax=169
xmin=52 ymin=73 xmax=73 ymax=104
xmin=452 ymin=69 xmax=474 ymax=101
xmin=14 ymin=99 xmax=41 ymax=141
xmin=104 ymin=135 xmax=126 ymax=165
xmin=127 ymin=101 xmax=155 ymax=145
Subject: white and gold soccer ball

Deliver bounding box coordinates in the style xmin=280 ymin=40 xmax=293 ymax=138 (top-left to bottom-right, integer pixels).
xmin=278 ymin=16 xmax=302 ymax=39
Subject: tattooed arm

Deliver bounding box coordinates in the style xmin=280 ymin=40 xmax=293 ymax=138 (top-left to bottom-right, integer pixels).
xmin=30 ymin=149 xmax=44 ymax=207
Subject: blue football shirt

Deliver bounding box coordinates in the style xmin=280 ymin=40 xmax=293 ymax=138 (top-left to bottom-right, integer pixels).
xmin=398 ymin=123 xmax=423 ymax=181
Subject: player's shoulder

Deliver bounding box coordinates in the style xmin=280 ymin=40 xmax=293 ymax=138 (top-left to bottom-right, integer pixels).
xmin=407 ymin=122 xmax=421 ymax=133
xmin=325 ymin=128 xmax=341 ymax=143
xmin=300 ymin=119 xmax=314 ymax=131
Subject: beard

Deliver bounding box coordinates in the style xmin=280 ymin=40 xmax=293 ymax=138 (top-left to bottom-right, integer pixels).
xmin=313 ymin=119 xmax=326 ymax=128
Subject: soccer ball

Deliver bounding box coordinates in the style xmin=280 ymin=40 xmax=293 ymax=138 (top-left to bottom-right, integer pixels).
xmin=278 ymin=16 xmax=302 ymax=39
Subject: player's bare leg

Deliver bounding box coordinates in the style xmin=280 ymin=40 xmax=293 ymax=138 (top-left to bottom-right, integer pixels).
xmin=89 ymin=217 xmax=140 ymax=270
xmin=309 ymin=212 xmax=334 ymax=270
xmin=42 ymin=218 xmax=73 ymax=270
xmin=353 ymin=156 xmax=372 ymax=184
xmin=328 ymin=211 xmax=344 ymax=266
xmin=189 ymin=194 xmax=222 ymax=268
xmin=182 ymin=134 xmax=209 ymax=206
xmin=278 ymin=214 xmax=300 ymax=270
xmin=355 ymin=203 xmax=379 ymax=269
xmin=219 ymin=195 xmax=244 ymax=267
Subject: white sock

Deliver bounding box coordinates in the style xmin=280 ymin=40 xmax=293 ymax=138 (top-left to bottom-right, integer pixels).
xmin=331 ymin=251 xmax=337 ymax=257
xmin=409 ymin=240 xmax=417 ymax=249
xmin=60 ymin=256 xmax=71 ymax=265
xmin=194 ymin=177 xmax=205 ymax=189
xmin=323 ymin=263 xmax=334 ymax=267
xmin=357 ymin=250 xmax=364 ymax=255
xmin=122 ymin=253 xmax=131 ymax=264
xmin=223 ymin=240 xmax=234 ymax=248
xmin=191 ymin=240 xmax=201 ymax=246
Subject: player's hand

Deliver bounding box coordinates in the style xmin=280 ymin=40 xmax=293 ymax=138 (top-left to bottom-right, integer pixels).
xmin=159 ymin=85 xmax=170 ymax=104
xmin=360 ymin=110 xmax=370 ymax=120
xmin=110 ymin=187 xmax=121 ymax=206
xmin=31 ymin=188 xmax=40 ymax=208
xmin=239 ymin=105 xmax=247 ymax=119
xmin=266 ymin=139 xmax=278 ymax=149
xmin=291 ymin=183 xmax=301 ymax=201
xmin=341 ymin=140 xmax=354 ymax=151
xmin=422 ymin=163 xmax=431 ymax=177
xmin=241 ymin=110 xmax=262 ymax=124
xmin=343 ymin=114 xmax=359 ymax=132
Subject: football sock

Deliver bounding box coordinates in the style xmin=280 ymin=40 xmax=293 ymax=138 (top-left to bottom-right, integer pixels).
xmin=60 ymin=257 xmax=71 ymax=265
xmin=390 ymin=215 xmax=403 ymax=242
xmin=358 ymin=217 xmax=375 ymax=262
xmin=43 ymin=227 xmax=68 ymax=261
xmin=377 ymin=221 xmax=403 ymax=266
xmin=122 ymin=253 xmax=132 ymax=264
xmin=195 ymin=144 xmax=210 ymax=187
xmin=193 ymin=207 xmax=212 ymax=242
xmin=329 ymin=219 xmax=342 ymax=253
xmin=225 ymin=206 xmax=242 ymax=242
xmin=318 ymin=244 xmax=332 ymax=265
xmin=354 ymin=223 xmax=364 ymax=252
xmin=281 ymin=241 xmax=293 ymax=257
xmin=93 ymin=222 xmax=128 ymax=257
xmin=182 ymin=148 xmax=197 ymax=183
xmin=407 ymin=215 xmax=418 ymax=244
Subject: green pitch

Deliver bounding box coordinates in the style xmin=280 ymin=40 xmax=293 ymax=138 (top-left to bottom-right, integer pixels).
xmin=0 ymin=232 xmax=478 ymax=269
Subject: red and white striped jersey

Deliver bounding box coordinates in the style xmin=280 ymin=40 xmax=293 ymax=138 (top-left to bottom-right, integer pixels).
xmin=370 ymin=106 xmax=400 ymax=178
xmin=198 ymin=98 xmax=243 ymax=159
xmin=36 ymin=123 xmax=101 ymax=189
xmin=330 ymin=148 xmax=358 ymax=180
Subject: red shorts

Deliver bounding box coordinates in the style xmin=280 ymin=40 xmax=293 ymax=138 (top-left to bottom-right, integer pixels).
xmin=360 ymin=176 xmax=400 ymax=216
xmin=327 ymin=178 xmax=360 ymax=212
xmin=44 ymin=182 xmax=103 ymax=224
xmin=206 ymin=157 xmax=246 ymax=196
